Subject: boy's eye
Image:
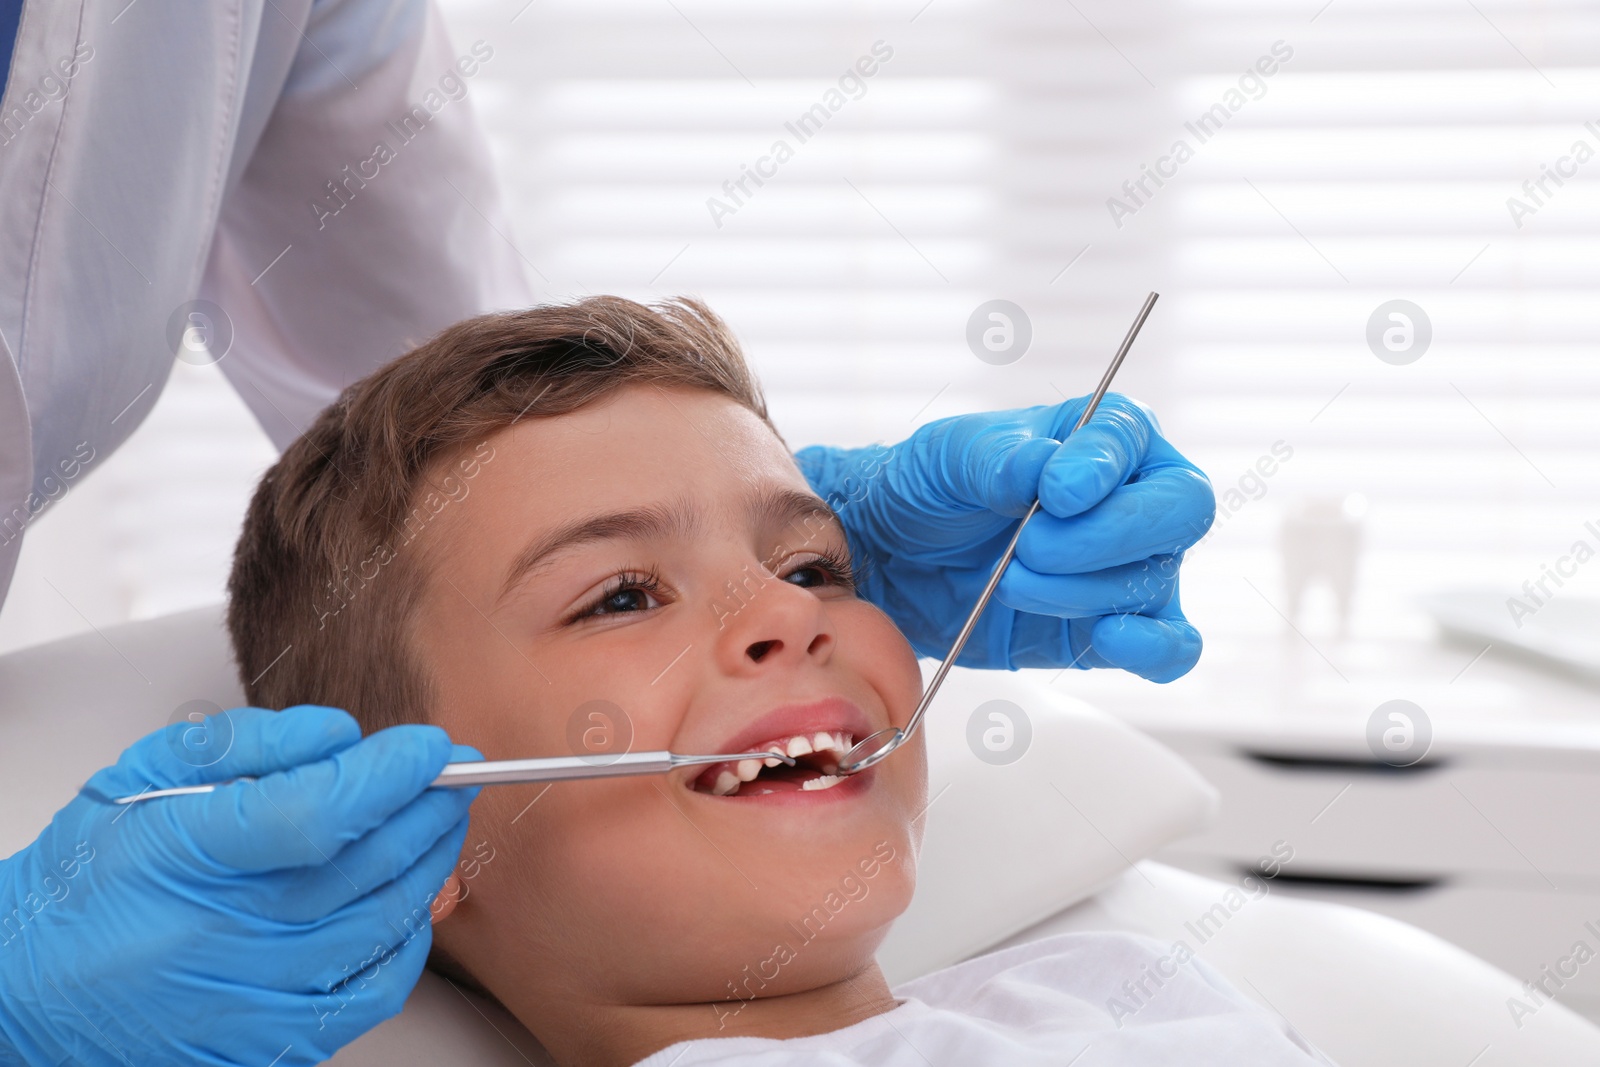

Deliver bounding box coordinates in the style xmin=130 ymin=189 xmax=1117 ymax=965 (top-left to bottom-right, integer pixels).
xmin=571 ymin=549 xmax=856 ymax=625
xmin=595 ymin=586 xmax=658 ymax=614
xmin=781 ymin=550 xmax=858 ymax=592
xmin=783 ymin=564 xmax=835 ymax=590
xmin=572 ymin=570 xmax=667 ymax=623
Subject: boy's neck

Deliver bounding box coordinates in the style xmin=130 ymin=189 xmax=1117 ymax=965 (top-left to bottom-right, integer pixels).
xmin=525 ymin=962 xmax=899 ymax=1067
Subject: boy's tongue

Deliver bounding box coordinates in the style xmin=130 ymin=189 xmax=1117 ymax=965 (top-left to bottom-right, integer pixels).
xmin=726 ymin=761 xmax=826 ymax=793
xmin=695 ymin=761 xmax=847 ymax=796
xmin=691 ymin=733 xmax=851 ymax=796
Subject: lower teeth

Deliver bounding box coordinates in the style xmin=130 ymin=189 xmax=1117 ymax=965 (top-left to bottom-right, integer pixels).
xmin=703 ymin=766 xmax=848 ymax=796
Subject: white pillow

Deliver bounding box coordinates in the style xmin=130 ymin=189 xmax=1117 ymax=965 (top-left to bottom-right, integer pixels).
xmin=0 ymin=606 xmax=248 ymax=858
xmin=0 ymin=608 xmax=1217 ymax=1060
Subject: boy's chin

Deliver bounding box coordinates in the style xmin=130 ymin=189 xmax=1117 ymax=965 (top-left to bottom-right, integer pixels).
xmin=704 ymin=881 xmax=913 ymax=982
xmin=672 ymin=925 xmax=896 ymax=1005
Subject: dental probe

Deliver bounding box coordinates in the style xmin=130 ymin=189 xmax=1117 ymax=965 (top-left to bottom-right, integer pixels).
xmin=835 ymin=291 xmax=1161 ymax=777
xmin=111 ymin=748 xmax=796 ymax=805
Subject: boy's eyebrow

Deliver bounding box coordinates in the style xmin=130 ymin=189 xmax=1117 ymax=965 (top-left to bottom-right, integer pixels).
xmin=498 ymin=487 xmax=844 ymax=600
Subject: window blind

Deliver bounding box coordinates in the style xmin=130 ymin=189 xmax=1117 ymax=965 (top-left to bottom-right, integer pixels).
xmin=5 ymin=0 xmax=1591 ymax=656
xmin=1158 ymin=0 xmax=1600 ymax=644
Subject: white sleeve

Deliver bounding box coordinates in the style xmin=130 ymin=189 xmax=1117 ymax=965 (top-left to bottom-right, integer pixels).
xmin=200 ymin=0 xmax=533 ymax=448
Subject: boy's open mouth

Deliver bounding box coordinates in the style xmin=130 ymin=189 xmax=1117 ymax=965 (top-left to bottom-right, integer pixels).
xmin=689 ymin=731 xmax=855 ymax=797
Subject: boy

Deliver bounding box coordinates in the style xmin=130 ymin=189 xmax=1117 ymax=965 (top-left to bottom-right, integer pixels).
xmin=227 ymin=296 xmax=1328 ymax=1065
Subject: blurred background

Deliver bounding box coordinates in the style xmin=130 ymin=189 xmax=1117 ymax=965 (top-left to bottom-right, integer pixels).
xmin=6 ymin=0 xmax=1600 ymax=1017
xmin=8 ymin=0 xmax=1593 ymax=654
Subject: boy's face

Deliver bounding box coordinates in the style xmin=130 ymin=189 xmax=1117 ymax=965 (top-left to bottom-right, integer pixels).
xmin=416 ymin=384 xmax=926 ymax=1019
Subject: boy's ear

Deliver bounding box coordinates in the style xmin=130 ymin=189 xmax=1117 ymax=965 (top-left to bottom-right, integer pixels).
xmin=430 ymin=875 xmax=466 ymax=923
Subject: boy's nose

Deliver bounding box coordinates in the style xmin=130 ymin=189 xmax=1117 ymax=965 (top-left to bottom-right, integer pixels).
xmin=715 ymin=577 xmax=836 ymax=674
xmin=742 ymin=630 xmax=830 ymax=665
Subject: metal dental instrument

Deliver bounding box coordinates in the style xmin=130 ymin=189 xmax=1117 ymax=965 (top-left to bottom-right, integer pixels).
xmin=835 ymin=291 xmax=1160 ymax=777
xmin=112 ymin=748 xmax=796 ymax=805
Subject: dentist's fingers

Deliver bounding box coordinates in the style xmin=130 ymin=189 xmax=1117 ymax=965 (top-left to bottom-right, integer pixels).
xmin=254 ymin=765 xmax=482 ymax=922
xmin=182 ymin=723 xmax=457 ymax=874
xmin=1018 ymin=469 xmax=1214 ymax=574
xmin=953 ymin=433 xmax=1062 ymax=518
xmin=1087 ymin=605 xmax=1204 ymax=684
xmin=264 ymin=813 xmax=472 ymax=996
xmin=998 ymin=555 xmax=1178 ymax=618
xmin=1036 ymin=397 xmax=1156 ymax=518
xmin=276 ymin=861 xmax=455 ymax=1066
xmin=927 ymin=394 xmax=1212 ymax=571
xmin=939 ymin=394 xmax=1167 ymax=518
xmin=82 ymin=704 xmax=362 ymax=802
xmin=1008 ymin=589 xmax=1202 ymax=682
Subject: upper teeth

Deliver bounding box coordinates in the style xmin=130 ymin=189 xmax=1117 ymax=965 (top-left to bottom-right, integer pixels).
xmin=707 ymin=731 xmax=854 ymax=795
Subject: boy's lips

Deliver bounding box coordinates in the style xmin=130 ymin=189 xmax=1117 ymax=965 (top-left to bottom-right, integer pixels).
xmin=687 ymin=697 xmax=878 ymax=799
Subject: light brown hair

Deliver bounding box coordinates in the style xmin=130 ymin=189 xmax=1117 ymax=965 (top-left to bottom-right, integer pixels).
xmin=227 ymin=296 xmax=776 ymax=734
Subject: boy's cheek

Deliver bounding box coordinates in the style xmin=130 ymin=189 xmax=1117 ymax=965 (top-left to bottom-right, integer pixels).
xmin=837 ymin=601 xmax=924 ymax=726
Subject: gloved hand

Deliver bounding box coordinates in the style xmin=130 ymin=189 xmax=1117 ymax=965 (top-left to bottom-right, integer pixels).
xmin=0 ymin=705 xmax=480 ymax=1067
xmin=796 ymin=393 xmax=1214 ymax=682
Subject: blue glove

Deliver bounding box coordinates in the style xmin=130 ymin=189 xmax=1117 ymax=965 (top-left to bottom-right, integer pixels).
xmin=797 ymin=394 xmax=1214 ymax=682
xmin=0 ymin=705 xmax=480 ymax=1067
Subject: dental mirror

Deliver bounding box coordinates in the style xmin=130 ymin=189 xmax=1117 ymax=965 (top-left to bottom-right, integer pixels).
xmin=834 ymin=291 xmax=1160 ymax=777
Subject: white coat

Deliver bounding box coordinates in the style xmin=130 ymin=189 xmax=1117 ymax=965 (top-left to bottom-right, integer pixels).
xmin=0 ymin=0 xmax=530 ymax=601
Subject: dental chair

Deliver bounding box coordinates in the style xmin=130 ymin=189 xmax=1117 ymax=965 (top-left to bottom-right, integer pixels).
xmin=1 ymin=607 xmax=1596 ymax=1067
